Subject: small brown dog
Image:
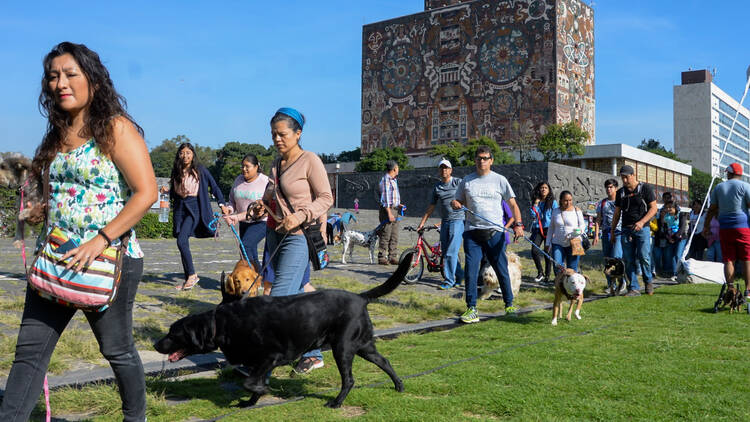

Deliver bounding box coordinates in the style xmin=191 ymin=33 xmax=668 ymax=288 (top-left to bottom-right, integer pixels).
xmin=551 ymin=268 xmax=589 ymax=326
xmin=721 ymin=284 xmax=746 ymax=314
xmin=221 ymin=260 xmax=271 ymax=301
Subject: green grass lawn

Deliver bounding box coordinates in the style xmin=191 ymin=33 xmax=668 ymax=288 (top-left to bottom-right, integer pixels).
xmin=35 ymin=283 xmax=750 ymax=421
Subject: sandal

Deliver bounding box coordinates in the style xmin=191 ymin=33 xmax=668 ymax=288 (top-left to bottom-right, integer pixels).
xmin=180 ymin=276 xmax=200 ymax=291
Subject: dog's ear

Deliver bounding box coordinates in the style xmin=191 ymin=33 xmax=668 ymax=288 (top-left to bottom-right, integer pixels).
xmin=582 ymin=274 xmax=590 ymax=284
xmin=220 ymin=271 xmax=226 ymax=292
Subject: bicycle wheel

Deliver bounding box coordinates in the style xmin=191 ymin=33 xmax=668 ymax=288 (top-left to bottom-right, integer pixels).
xmin=400 ymin=248 xmax=423 ymax=284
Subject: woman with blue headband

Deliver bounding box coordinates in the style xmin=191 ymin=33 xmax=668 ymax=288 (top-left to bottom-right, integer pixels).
xmin=251 ymin=107 xmax=333 ymax=375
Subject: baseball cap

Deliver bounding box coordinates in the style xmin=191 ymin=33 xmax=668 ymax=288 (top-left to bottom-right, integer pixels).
xmin=438 ymin=158 xmax=452 ymax=168
xmin=726 ymin=162 xmax=743 ymax=175
xmin=619 ymin=165 xmax=635 ymax=176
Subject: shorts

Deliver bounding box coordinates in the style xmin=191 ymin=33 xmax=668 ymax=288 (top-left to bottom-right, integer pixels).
xmin=718 ymin=228 xmax=750 ymax=262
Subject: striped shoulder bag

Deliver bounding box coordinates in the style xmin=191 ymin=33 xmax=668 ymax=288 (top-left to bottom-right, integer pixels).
xmin=26 ymin=167 xmax=129 ymax=312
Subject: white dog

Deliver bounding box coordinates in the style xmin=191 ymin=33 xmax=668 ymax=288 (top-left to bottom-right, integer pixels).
xmin=478 ymin=252 xmax=522 ymax=300
xmin=341 ymin=227 xmax=380 ymax=264
xmin=551 ymin=268 xmax=588 ymax=326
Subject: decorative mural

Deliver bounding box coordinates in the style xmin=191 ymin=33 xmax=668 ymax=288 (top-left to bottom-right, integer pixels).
xmin=362 ymin=0 xmax=595 ymax=154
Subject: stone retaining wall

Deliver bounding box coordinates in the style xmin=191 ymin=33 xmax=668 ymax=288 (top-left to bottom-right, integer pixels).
xmin=333 ymin=162 xmax=611 ymax=226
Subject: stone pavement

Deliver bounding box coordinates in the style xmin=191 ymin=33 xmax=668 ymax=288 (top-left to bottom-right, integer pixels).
xmin=0 ymin=209 xmax=464 ymax=391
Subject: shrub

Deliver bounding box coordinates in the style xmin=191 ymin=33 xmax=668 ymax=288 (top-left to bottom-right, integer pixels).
xmin=134 ymin=212 xmax=173 ymax=239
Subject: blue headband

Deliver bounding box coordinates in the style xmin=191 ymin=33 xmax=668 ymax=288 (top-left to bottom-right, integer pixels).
xmin=276 ymin=107 xmax=304 ymax=129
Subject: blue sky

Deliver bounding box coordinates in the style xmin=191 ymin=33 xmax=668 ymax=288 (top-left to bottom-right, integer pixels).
xmin=1 ymin=0 xmax=748 ymax=158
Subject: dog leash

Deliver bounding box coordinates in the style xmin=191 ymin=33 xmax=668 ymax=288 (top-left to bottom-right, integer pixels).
xmin=461 ymin=207 xmax=565 ymax=270
xmin=19 ymin=182 xmax=51 ymax=422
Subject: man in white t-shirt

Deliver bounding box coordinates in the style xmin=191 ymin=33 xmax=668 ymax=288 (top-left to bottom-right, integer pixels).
xmin=451 ymin=146 xmax=523 ymax=323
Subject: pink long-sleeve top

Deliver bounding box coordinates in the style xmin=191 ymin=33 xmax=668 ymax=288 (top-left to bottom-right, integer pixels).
xmin=264 ymin=151 xmax=333 ymax=235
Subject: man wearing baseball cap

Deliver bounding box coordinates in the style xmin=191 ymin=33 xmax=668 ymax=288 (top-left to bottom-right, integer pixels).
xmin=417 ymin=158 xmax=465 ymax=289
xmin=611 ymin=165 xmax=658 ymax=295
xmin=703 ymin=162 xmax=750 ymax=301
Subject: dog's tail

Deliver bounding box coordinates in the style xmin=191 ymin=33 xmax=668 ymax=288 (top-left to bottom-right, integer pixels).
xmin=359 ymin=252 xmax=413 ymax=300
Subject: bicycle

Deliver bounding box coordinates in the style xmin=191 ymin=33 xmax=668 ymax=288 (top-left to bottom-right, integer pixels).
xmin=399 ymin=225 xmax=461 ymax=284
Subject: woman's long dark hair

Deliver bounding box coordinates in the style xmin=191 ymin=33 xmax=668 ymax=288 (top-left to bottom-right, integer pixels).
xmin=533 ymin=181 xmax=555 ymax=211
xmin=32 ymin=41 xmax=143 ymax=179
xmin=170 ymin=143 xmax=201 ymax=192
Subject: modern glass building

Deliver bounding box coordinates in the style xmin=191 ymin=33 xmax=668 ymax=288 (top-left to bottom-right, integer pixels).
xmin=674 ymin=69 xmax=750 ymax=183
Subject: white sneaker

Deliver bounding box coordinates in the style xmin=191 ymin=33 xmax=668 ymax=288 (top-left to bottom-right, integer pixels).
xmin=534 ymin=274 xmax=545 ymax=283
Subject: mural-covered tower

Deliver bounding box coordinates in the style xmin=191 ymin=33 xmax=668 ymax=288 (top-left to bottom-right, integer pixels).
xmin=361 ymin=0 xmax=595 ymax=154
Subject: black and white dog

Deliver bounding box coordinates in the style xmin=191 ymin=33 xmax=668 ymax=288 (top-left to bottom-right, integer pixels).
xmin=341 ymin=224 xmax=382 ymax=264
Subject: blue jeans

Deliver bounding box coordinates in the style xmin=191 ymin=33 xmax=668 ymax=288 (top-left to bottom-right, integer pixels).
xmin=602 ymin=230 xmax=623 ymax=288
xmin=440 ymin=219 xmax=464 ymax=286
xmin=706 ymin=241 xmax=722 ymax=262
xmin=463 ymin=230 xmax=512 ymax=308
xmin=265 ymin=229 xmax=322 ymax=362
xmin=654 ymin=241 xmax=677 ymax=276
xmin=0 ymin=257 xmax=146 ymax=421
xmin=239 ymin=221 xmax=266 ymax=266
xmin=674 ymin=238 xmax=688 ymax=270
xmin=175 ymin=197 xmax=199 ymax=279
xmin=550 ymin=244 xmax=579 ymax=274
xmin=621 ymin=227 xmax=652 ymax=291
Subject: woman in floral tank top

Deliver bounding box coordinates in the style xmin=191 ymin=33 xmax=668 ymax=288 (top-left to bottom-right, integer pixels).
xmin=0 ymin=42 xmax=156 ymax=422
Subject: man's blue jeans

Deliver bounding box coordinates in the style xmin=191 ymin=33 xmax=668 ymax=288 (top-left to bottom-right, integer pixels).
xmin=440 ymin=219 xmax=464 ymax=286
xmin=463 ymin=230 xmax=512 ymax=308
xmin=266 ymin=229 xmax=323 ymax=362
xmin=621 ymin=226 xmax=652 ymax=291
xmin=602 ymin=230 xmax=623 ymax=288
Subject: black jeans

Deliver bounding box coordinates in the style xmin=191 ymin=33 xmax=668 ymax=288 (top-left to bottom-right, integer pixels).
xmin=530 ymin=228 xmax=552 ymax=279
xmin=0 ymin=256 xmax=146 ymax=421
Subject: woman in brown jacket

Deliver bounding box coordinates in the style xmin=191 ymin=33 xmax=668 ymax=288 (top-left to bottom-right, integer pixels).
xmin=255 ymin=107 xmax=332 ymax=374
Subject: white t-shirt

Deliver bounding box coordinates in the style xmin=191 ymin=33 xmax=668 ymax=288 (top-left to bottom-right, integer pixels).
xmin=455 ymin=171 xmax=515 ymax=231
xmin=546 ymin=208 xmax=586 ymax=247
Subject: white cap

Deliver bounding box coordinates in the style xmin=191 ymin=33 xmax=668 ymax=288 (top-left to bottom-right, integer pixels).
xmin=438 ymin=158 xmax=452 ymax=168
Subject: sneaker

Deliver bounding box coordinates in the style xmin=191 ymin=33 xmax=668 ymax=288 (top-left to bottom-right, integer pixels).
xmin=460 ymin=307 xmax=479 ymax=323
xmin=534 ymin=274 xmax=545 ymax=283
xmin=624 ymin=289 xmax=641 ymax=297
xmin=439 ymin=282 xmax=456 ymax=290
xmin=645 ymin=283 xmax=654 ymax=296
xmin=293 ymin=357 xmax=324 ymax=375
xmin=504 ymin=305 xmax=518 ymax=315
xmin=378 ymin=258 xmax=388 ymax=265
xmin=389 ymin=258 xmax=399 ymax=265
xmin=745 ymin=290 xmax=750 ymax=299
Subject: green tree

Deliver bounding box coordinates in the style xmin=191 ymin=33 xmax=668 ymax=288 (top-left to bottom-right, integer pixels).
xmin=430 ymin=136 xmax=515 ymax=166
xmin=689 ymin=167 xmax=713 ymax=203
xmin=337 ymin=147 xmax=361 ymax=162
xmin=636 ymin=138 xmax=689 ymax=163
xmin=318 ymin=153 xmax=337 ymax=164
xmin=537 ymin=122 xmax=588 ymax=162
xmin=211 ymin=142 xmax=276 ymax=195
xmin=355 ymin=147 xmax=412 ymax=172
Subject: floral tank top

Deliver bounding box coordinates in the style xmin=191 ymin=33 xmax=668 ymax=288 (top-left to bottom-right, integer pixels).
xmin=45 ymin=139 xmax=144 ymax=258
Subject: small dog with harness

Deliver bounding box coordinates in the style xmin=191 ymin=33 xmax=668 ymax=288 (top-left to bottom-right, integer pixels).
xmin=551 ymin=268 xmax=589 ymax=326
xmin=340 ymin=223 xmax=384 ymax=264
xmin=720 ymin=283 xmax=746 ymax=314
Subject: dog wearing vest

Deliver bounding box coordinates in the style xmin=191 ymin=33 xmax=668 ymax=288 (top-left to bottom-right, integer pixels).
xmin=551 ymin=268 xmax=589 ymax=326
xmin=340 ymin=224 xmax=382 ymax=264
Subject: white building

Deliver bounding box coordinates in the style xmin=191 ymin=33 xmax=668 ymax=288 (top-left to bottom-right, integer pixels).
xmin=674 ymin=70 xmax=750 ymax=182
xmin=560 ymin=143 xmax=693 ymax=205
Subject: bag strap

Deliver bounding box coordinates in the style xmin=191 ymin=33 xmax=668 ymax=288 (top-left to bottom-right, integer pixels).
xmin=42 ymin=165 xmax=50 ymax=230
xmin=531 ymin=205 xmax=545 ymax=238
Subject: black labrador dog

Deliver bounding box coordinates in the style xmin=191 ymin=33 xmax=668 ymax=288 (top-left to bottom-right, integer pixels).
xmin=154 ymin=252 xmax=413 ymax=408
